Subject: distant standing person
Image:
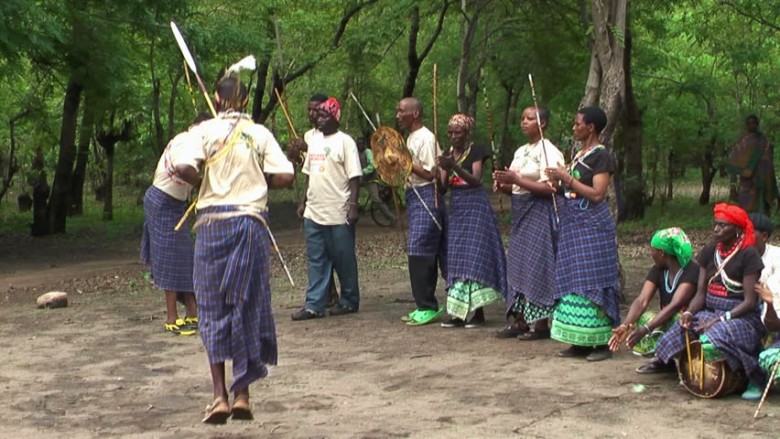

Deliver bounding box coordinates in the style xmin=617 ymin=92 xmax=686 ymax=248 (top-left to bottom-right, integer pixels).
xmin=728 ymin=114 xmax=778 ymax=213
xmin=175 ymin=74 xmax=295 ymax=423
xmin=292 ymin=97 xmax=362 ymax=320
xmin=140 ymin=124 xmax=204 ymax=336
xmin=395 ymin=97 xmax=447 ymax=326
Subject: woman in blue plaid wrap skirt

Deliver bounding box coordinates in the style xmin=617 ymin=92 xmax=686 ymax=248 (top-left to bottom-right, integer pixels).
xmin=544 ymin=106 xmax=621 ymax=362
xmin=436 ymin=113 xmax=507 ymax=329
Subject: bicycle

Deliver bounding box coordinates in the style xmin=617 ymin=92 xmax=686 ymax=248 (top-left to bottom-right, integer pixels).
xmin=359 ymin=179 xmax=403 ymax=227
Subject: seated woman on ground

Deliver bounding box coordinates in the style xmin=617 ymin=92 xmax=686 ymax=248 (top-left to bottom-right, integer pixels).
xmin=655 ymin=203 xmax=767 ymax=400
xmin=609 ymin=227 xmax=698 ymax=374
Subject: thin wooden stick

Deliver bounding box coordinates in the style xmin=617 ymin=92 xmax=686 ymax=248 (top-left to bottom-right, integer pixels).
xmin=433 ymin=63 xmax=439 ymax=209
xmin=685 ymin=330 xmax=693 ymax=378
xmin=754 ymin=359 xmax=780 ymax=419
xmin=183 ymin=61 xmax=198 ymax=116
xmin=482 ymin=68 xmax=503 ymax=215
xmin=700 ymin=342 xmax=705 ymax=390
xmin=274 ymin=88 xmax=298 ymax=139
xmin=527 ymin=74 xmax=559 ymax=224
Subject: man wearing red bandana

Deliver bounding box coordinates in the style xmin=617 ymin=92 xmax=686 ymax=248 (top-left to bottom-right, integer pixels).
xmin=292 ymin=97 xmax=363 ymax=320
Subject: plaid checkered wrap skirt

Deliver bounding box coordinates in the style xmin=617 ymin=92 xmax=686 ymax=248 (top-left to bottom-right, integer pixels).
xmin=553 ymin=198 xmax=621 ymax=324
xmin=194 ymin=206 xmax=277 ymax=393
xmin=140 ymin=186 xmax=194 ymax=292
xmin=445 ymin=186 xmax=507 ymax=294
xmin=405 ymin=184 xmax=447 ymax=258
xmin=506 ymin=193 xmax=560 ymax=313
xmin=656 ymin=294 xmax=767 ymax=386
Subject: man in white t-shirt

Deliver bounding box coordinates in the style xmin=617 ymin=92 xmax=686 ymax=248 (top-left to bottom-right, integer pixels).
xmin=396 ymin=97 xmax=447 ymax=326
xmin=287 ymin=93 xmax=340 ymax=308
xmin=292 ymin=97 xmax=362 ymax=320
xmin=173 ymin=75 xmax=295 ymax=423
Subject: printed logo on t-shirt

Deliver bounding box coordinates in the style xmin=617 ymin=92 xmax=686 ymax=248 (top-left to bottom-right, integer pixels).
xmin=309 ymin=152 xmax=327 ymax=173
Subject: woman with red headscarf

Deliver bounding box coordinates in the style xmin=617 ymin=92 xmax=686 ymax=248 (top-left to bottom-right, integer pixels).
xmin=656 ymin=202 xmax=767 ymax=400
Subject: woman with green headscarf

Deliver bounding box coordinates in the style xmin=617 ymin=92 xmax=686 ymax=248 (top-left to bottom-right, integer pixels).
xmin=609 ymin=227 xmax=699 ymax=373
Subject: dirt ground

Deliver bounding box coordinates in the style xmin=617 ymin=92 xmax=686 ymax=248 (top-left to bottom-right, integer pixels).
xmin=1 ymin=210 xmax=778 ymax=439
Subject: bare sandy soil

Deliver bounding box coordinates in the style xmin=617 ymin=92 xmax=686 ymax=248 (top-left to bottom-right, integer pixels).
xmin=0 ymin=215 xmax=778 ymax=439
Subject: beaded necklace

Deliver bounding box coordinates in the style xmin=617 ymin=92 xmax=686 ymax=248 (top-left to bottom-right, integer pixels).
xmin=664 ymin=267 xmax=684 ymax=294
xmin=716 ymin=235 xmax=742 ymax=259
xmin=447 ymin=144 xmax=473 ymax=185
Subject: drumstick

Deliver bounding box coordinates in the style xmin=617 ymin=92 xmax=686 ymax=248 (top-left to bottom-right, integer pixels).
xmin=685 ymin=330 xmax=693 ymax=378
xmin=700 ymin=342 xmax=705 ymax=390
xmin=754 ymin=359 xmax=780 ymax=419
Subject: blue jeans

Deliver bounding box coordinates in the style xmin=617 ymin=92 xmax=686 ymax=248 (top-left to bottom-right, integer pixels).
xmin=303 ymin=219 xmax=360 ymax=313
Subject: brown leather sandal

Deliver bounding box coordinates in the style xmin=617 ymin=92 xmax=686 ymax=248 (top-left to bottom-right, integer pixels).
xmin=231 ymin=397 xmax=253 ymax=420
xmin=202 ymin=397 xmax=231 ymax=424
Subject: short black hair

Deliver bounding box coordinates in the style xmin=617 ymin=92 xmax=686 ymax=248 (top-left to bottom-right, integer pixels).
xmin=532 ymin=105 xmax=550 ymax=125
xmin=746 ymin=114 xmax=759 ymax=124
xmin=578 ymin=106 xmax=608 ymax=134
xmin=749 ymin=212 xmax=773 ymax=236
xmin=215 ymin=76 xmax=248 ymax=111
xmin=309 ymin=93 xmax=328 ymax=104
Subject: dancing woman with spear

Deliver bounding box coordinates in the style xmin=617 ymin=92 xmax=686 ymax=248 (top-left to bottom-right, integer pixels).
xmin=493 ymin=103 xmax=565 ymax=340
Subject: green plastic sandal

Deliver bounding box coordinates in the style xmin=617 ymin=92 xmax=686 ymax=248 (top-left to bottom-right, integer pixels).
xmin=407 ymin=308 xmax=443 ymax=326
xmin=401 ymin=309 xmax=420 ymax=323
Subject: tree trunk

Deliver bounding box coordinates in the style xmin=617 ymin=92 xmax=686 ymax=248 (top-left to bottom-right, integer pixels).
xmin=167 ymin=69 xmax=183 ymax=140
xmin=700 ymin=146 xmax=716 ymax=205
xmin=579 ymin=0 xmax=627 ymax=221
xmin=69 ymin=95 xmax=94 ymax=216
xmin=620 ymin=26 xmax=644 ymax=220
xmin=103 ymin=144 xmax=114 ymax=221
xmin=500 ymin=82 xmax=519 ymax=167
xmin=0 ymin=109 xmax=30 ymax=200
xmin=665 ymin=149 xmax=675 ymax=201
xmin=152 ymin=78 xmax=164 ymax=155
xmin=402 ymin=1 xmax=450 ymax=98
xmin=96 ymin=117 xmax=132 ymax=221
xmin=47 ymin=79 xmax=83 ymax=234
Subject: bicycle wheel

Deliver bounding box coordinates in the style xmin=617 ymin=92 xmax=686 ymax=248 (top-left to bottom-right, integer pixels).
xmin=370 ymin=201 xmax=394 ymax=227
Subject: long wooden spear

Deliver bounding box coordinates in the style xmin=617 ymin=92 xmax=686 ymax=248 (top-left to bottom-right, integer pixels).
xmin=528 ymin=74 xmax=559 ymax=224
xmin=433 ymin=63 xmax=439 ymax=209
xmin=481 ymin=69 xmax=503 ymax=215
xmin=170 ymin=22 xmax=217 ymax=118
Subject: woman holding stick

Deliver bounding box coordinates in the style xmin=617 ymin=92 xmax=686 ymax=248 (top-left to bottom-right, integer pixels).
xmin=493 ymin=105 xmax=564 ymax=340
xmin=655 ymin=203 xmax=767 ymax=400
xmin=544 ymin=106 xmax=620 ymax=362
xmin=437 ymin=113 xmax=506 ymax=328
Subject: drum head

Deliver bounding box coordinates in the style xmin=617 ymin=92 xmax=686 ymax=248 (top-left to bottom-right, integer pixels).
xmin=677 ymin=340 xmax=747 ymax=398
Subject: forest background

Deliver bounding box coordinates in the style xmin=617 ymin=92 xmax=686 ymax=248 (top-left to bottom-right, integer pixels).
xmin=0 ymin=0 xmax=778 ymax=236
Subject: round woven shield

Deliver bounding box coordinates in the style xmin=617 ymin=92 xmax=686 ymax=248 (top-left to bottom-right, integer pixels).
xmin=371 ymin=126 xmax=412 ymax=187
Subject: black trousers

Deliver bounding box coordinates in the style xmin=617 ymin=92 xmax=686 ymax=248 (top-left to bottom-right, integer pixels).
xmin=408 ymin=255 xmax=440 ymax=311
